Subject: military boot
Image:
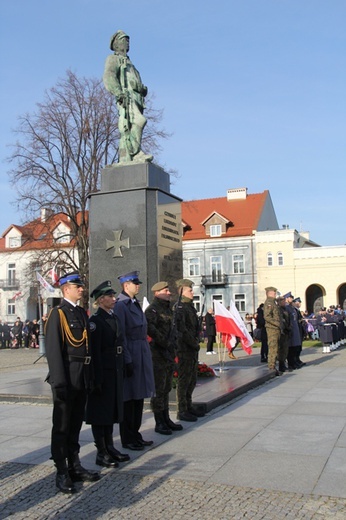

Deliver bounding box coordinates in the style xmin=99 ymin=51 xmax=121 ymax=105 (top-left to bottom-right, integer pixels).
xmin=163 ymin=409 xmax=183 ymax=431
xmin=154 ymin=412 xmax=173 ymax=435
xmin=94 ymin=439 xmax=119 ymax=468
xmin=55 ymin=459 xmax=77 ymax=494
xmin=68 ymin=453 xmax=101 ymax=481
xmin=104 ymin=433 xmax=130 ymax=462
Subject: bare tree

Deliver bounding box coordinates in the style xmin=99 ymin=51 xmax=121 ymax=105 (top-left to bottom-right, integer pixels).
xmin=8 ymin=70 xmax=170 ymax=307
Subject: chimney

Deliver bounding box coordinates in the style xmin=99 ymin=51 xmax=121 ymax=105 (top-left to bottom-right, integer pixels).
xmin=40 ymin=208 xmax=54 ymax=222
xmin=227 ymin=188 xmax=247 ymax=201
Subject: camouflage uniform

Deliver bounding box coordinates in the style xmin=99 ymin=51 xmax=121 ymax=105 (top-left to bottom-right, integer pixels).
xmin=175 ymin=297 xmax=200 ymax=414
xmin=145 ymin=297 xmax=174 ymax=413
xmin=263 ymin=295 xmax=281 ymax=370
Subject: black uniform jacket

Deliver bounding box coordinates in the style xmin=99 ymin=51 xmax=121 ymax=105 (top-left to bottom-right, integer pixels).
xmin=85 ymin=308 xmax=124 ymax=425
xmin=45 ymin=299 xmax=91 ymax=392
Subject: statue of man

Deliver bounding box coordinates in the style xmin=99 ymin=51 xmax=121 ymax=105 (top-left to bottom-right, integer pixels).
xmin=104 ymin=30 xmax=153 ymax=164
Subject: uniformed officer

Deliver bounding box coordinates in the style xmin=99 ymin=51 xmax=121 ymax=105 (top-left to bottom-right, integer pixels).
xmin=45 ymin=271 xmax=100 ymax=494
xmin=284 ymin=292 xmax=302 ymax=370
xmin=113 ymin=271 xmax=155 ymax=450
xmin=145 ymin=281 xmax=183 ymax=435
xmin=85 ymin=281 xmax=130 ymax=468
xmin=277 ymin=296 xmax=291 ymax=372
xmin=175 ymin=278 xmax=203 ymax=422
xmin=263 ymin=286 xmax=282 ymax=375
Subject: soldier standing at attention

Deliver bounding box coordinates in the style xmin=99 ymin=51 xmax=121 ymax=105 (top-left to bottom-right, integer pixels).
xmin=45 ymin=272 xmax=100 ymax=494
xmin=85 ymin=281 xmax=130 ymax=468
xmin=175 ymin=279 xmax=204 ymax=422
xmin=113 ymin=271 xmax=155 ymax=451
xmin=145 ymin=281 xmax=183 ymax=435
xmin=277 ymin=295 xmax=291 ymax=373
xmin=263 ymin=286 xmax=282 ymax=376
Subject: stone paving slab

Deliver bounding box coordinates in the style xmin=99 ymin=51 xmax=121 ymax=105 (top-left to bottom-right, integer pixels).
xmin=2 ymin=344 xmax=346 ymax=518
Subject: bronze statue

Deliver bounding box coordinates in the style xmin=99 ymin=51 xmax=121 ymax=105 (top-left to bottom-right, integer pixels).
xmin=104 ymin=31 xmax=153 ymax=164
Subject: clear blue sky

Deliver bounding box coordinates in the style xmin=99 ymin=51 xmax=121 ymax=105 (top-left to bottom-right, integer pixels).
xmin=1 ymin=0 xmax=345 ymax=246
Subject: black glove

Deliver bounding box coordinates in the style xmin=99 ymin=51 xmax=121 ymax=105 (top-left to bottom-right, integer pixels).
xmin=125 ymin=362 xmax=134 ymax=377
xmin=55 ymin=387 xmax=68 ymax=401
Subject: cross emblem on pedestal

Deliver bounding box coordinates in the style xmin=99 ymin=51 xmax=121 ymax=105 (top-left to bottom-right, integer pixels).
xmin=106 ymin=230 xmax=130 ymax=258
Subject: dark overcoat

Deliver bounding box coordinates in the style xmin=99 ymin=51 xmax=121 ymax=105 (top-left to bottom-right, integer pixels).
xmin=45 ymin=299 xmax=91 ymax=392
xmin=286 ymin=304 xmax=301 ymax=347
xmin=113 ymin=292 xmax=155 ymax=401
xmin=205 ymin=312 xmax=216 ymax=337
xmin=85 ymin=307 xmax=124 ymax=425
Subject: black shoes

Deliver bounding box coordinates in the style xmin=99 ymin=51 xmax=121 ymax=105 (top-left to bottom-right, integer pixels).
xmin=177 ymin=411 xmax=197 ymax=422
xmin=154 ymin=412 xmax=173 ymax=435
xmin=122 ymin=442 xmax=145 ymax=451
xmin=106 ymin=445 xmax=130 ymax=462
xmin=95 ymin=452 xmax=119 ymax=468
xmin=56 ymin=472 xmax=77 ymax=494
xmin=138 ymin=439 xmax=154 ymax=446
xmin=68 ymin=464 xmax=100 ymax=482
xmin=163 ymin=409 xmax=183 ymax=431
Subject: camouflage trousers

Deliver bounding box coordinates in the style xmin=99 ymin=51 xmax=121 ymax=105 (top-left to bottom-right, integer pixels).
xmin=278 ymin=334 xmax=289 ymax=363
xmin=266 ymin=328 xmax=281 ymax=370
xmin=176 ymin=354 xmax=198 ymax=413
xmin=150 ymin=355 xmax=174 ymax=413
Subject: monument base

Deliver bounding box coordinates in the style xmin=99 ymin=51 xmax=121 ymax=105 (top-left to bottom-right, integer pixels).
xmin=89 ymin=162 xmax=182 ymax=300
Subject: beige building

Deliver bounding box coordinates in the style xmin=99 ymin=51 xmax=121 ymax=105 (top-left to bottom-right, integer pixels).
xmin=255 ymin=228 xmax=346 ymax=313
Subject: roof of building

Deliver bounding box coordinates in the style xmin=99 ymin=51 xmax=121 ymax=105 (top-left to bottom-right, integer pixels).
xmin=0 ymin=212 xmax=78 ymax=252
xmin=182 ymin=190 xmax=271 ymax=240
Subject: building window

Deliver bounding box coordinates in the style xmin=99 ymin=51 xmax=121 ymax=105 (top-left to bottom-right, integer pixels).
xmin=7 ymin=263 xmax=16 ymax=285
xmin=212 ymin=294 xmax=223 ymax=307
xmin=211 ymin=256 xmax=222 ymax=282
xmin=188 ymin=257 xmax=200 ymax=276
xmin=234 ymin=294 xmax=246 ymax=312
xmin=193 ymin=295 xmax=201 ymax=313
xmin=9 ymin=237 xmax=21 ymax=248
xmin=7 ymin=298 xmax=15 ymax=315
xmin=210 ymin=224 xmax=222 ymax=237
xmin=233 ymin=254 xmax=245 ymax=274
xmin=267 ymin=253 xmax=273 ymax=267
xmin=277 ymin=252 xmax=284 ymax=266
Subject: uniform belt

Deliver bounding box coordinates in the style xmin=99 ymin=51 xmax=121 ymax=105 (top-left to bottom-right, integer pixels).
xmin=68 ymin=355 xmax=91 ymax=365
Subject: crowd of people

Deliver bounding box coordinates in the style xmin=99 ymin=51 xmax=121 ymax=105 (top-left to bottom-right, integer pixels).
xmin=43 ymin=271 xmax=203 ymax=494
xmin=0 ymin=317 xmax=47 ymax=349
xmin=258 ymin=287 xmax=346 ymax=375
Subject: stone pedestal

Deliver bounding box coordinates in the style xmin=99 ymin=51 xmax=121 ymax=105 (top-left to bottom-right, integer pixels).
xmin=89 ymin=162 xmax=182 ymax=301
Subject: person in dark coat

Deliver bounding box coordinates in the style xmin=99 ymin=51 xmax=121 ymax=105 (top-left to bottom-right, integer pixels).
xmin=113 ymin=271 xmax=155 ymax=451
xmin=175 ymin=278 xmax=203 ymax=422
xmin=85 ymin=280 xmax=130 ymax=467
xmin=284 ymin=292 xmax=302 ymax=370
xmin=145 ymin=281 xmax=183 ymax=435
xmin=2 ymin=322 xmax=11 ymax=348
xmin=256 ymin=303 xmax=268 ymax=362
xmin=205 ymin=309 xmax=217 ymax=354
xmin=45 ymin=271 xmax=100 ymax=494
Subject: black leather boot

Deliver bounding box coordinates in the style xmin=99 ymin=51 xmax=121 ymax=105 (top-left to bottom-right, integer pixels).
xmin=55 ymin=460 xmax=77 ymax=494
xmin=94 ymin=439 xmax=119 ymax=468
xmin=154 ymin=412 xmax=172 ymax=435
xmin=163 ymin=409 xmax=183 ymax=431
xmin=104 ymin=434 xmax=130 ymax=462
xmin=68 ymin=453 xmax=101 ymax=481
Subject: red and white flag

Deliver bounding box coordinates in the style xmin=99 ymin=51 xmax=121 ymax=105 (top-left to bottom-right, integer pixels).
xmin=13 ymin=291 xmax=23 ymax=300
xmin=36 ymin=271 xmax=55 ymax=293
xmin=214 ymin=300 xmax=253 ymax=355
xmin=48 ymin=264 xmax=59 ymax=286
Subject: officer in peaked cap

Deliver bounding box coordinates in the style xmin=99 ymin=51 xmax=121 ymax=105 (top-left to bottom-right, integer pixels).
xmin=292 ymin=297 xmax=302 ymax=304
xmin=109 ymin=30 xmax=129 ymax=51
xmin=145 ymin=281 xmax=183 ymax=435
xmin=117 ymin=271 xmax=142 ymax=285
xmin=90 ymin=280 xmax=116 ymax=300
xmin=45 ymin=271 xmax=100 ymax=494
xmin=85 ymin=280 xmax=130 ymax=467
xmin=113 ymin=270 xmax=155 ymax=450
xmin=58 ymin=271 xmax=85 ymax=287
xmin=283 ymin=292 xmax=294 ymax=300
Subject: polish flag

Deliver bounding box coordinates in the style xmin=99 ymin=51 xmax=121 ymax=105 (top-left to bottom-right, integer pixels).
xmin=214 ymin=300 xmax=253 ymax=355
xmin=48 ymin=264 xmax=59 ymax=286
